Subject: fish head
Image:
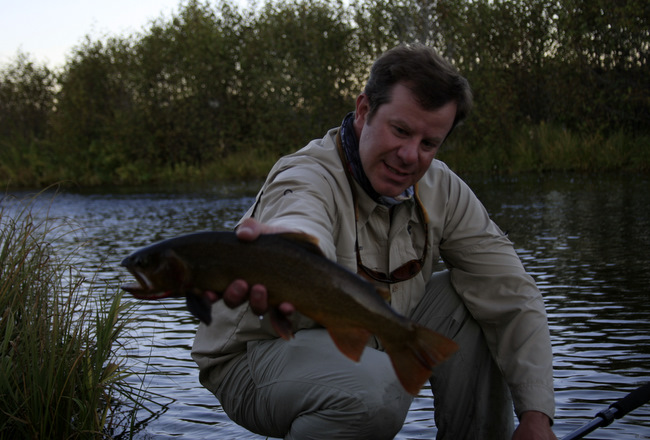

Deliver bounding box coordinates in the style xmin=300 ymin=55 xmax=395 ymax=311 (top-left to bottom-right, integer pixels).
xmin=120 ymin=248 xmax=190 ymax=299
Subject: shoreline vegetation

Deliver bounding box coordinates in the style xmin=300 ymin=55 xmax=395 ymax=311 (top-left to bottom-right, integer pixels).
xmin=0 ymin=193 xmax=155 ymax=439
xmin=3 ymin=123 xmax=649 ymax=190
xmin=7 ymin=118 xmax=650 ymax=186
xmin=1 ymin=0 xmax=648 ymax=189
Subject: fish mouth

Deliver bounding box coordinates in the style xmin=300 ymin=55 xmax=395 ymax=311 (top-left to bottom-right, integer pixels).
xmin=121 ymin=268 xmax=173 ymax=300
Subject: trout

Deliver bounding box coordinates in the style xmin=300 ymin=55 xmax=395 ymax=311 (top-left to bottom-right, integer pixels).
xmin=120 ymin=231 xmax=458 ymax=395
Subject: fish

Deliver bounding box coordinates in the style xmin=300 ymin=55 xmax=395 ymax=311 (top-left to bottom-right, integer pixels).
xmin=120 ymin=231 xmax=458 ymax=395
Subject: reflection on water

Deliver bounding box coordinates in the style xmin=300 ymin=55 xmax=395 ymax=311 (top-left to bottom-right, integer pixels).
xmin=3 ymin=174 xmax=649 ymax=439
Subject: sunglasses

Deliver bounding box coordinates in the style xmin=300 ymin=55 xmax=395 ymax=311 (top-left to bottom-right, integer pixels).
xmin=353 ymin=186 xmax=430 ymax=284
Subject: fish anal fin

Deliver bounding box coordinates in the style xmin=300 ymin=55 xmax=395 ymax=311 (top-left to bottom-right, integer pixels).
xmin=327 ymin=326 xmax=372 ymax=362
xmin=381 ymin=325 xmax=459 ymax=396
xmin=276 ymin=232 xmax=324 ymax=256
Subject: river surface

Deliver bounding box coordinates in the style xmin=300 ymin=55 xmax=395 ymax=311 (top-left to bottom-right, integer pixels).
xmin=4 ymin=173 xmax=650 ymax=439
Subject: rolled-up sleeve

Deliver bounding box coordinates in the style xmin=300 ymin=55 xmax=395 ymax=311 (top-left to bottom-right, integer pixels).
xmin=436 ymin=168 xmax=555 ymax=420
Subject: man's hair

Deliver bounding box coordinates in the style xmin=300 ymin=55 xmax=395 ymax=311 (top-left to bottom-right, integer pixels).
xmin=363 ymin=44 xmax=473 ymax=130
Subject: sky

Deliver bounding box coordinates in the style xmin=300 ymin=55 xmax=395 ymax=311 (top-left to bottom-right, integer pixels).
xmin=0 ymin=0 xmax=249 ymax=69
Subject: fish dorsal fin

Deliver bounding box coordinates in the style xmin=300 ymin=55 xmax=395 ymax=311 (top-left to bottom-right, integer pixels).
xmin=277 ymin=232 xmax=324 ymax=256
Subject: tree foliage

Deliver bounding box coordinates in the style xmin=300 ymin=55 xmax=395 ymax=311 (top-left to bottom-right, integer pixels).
xmin=0 ymin=53 xmax=55 ymax=142
xmin=231 ymin=0 xmax=358 ymax=153
xmin=1 ymin=0 xmax=648 ymax=185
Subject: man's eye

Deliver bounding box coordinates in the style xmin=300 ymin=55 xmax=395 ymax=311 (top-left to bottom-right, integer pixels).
xmin=393 ymin=126 xmax=408 ymax=136
xmin=422 ymin=140 xmax=439 ymax=152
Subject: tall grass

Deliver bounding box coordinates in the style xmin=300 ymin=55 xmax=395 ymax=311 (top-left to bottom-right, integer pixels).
xmin=439 ymin=124 xmax=650 ymax=175
xmin=0 ymin=193 xmax=147 ymax=439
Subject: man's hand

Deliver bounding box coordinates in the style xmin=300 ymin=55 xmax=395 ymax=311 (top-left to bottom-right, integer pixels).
xmin=513 ymin=411 xmax=557 ymax=440
xmin=212 ymin=218 xmax=296 ymax=338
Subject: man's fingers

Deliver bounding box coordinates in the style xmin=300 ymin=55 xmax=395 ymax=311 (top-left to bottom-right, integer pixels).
xmin=236 ymin=218 xmax=296 ymax=242
xmin=219 ymin=280 xmax=296 ymax=340
xmin=223 ymin=279 xmax=250 ymax=308
xmin=235 ymin=218 xmax=260 ymax=241
xmin=278 ymin=302 xmax=295 ymax=316
xmin=205 ymin=290 xmax=220 ymax=303
xmin=249 ymin=284 xmax=269 ymax=315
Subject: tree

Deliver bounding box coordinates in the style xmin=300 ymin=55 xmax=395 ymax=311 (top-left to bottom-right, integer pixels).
xmin=131 ymin=0 xmax=244 ymax=164
xmin=0 ymin=52 xmax=55 ymax=141
xmin=51 ymin=36 xmax=137 ymax=183
xmin=553 ymin=0 xmax=650 ymax=133
xmin=234 ymin=0 xmax=358 ymax=154
xmin=0 ymin=52 xmax=57 ymax=185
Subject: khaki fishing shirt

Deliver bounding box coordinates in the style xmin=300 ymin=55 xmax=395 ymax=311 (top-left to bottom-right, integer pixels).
xmin=192 ymin=127 xmax=555 ymax=420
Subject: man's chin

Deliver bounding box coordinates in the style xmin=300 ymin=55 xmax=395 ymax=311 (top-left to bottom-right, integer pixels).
xmin=374 ymin=183 xmax=411 ymax=199
xmin=369 ymin=172 xmax=414 ymax=198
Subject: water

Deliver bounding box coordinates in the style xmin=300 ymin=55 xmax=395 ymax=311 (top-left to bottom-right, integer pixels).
xmin=3 ymin=174 xmax=649 ymax=439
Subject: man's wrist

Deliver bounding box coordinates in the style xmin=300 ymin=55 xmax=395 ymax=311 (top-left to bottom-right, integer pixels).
xmin=520 ymin=410 xmax=553 ymax=426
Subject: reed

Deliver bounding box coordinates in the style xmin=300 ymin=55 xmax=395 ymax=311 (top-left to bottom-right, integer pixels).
xmin=0 ymin=192 xmax=147 ymax=439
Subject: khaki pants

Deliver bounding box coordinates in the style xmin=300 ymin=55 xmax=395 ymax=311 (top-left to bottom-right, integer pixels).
xmin=214 ymin=271 xmax=514 ymax=439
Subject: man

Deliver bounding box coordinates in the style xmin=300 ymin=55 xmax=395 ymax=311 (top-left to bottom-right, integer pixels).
xmin=192 ymin=44 xmax=557 ymax=439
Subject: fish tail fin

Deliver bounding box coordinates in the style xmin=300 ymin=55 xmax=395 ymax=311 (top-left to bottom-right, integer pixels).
xmin=382 ymin=325 xmax=458 ymax=396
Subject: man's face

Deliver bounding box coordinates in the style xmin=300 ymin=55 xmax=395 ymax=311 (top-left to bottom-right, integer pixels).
xmin=353 ymin=83 xmax=457 ymax=198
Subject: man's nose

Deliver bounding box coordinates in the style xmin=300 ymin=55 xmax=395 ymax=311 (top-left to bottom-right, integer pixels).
xmin=396 ymin=139 xmax=419 ymax=164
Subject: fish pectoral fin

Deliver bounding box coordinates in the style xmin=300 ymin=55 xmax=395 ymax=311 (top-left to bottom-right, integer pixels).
xmin=186 ymin=292 xmax=213 ymax=325
xmin=381 ymin=325 xmax=459 ymax=396
xmin=270 ymin=308 xmax=294 ymax=341
xmin=276 ymin=232 xmax=324 ymax=256
xmin=326 ymin=326 xmax=372 ymax=362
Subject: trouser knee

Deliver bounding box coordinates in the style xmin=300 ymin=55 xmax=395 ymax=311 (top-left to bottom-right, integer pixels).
xmin=216 ymin=330 xmax=413 ymax=440
xmin=287 ymin=386 xmax=411 ymax=440
xmin=361 ymin=387 xmax=412 ymax=438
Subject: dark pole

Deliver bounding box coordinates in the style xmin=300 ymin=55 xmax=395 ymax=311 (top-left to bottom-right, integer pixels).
xmin=561 ymin=382 xmax=650 ymax=440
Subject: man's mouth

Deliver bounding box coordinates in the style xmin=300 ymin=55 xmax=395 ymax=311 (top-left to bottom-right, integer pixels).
xmin=385 ymin=162 xmax=410 ymax=177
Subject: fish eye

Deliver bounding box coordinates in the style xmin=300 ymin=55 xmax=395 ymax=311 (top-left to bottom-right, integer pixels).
xmin=133 ymin=254 xmax=149 ymax=267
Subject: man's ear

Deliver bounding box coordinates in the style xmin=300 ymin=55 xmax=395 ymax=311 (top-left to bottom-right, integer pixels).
xmin=354 ymin=93 xmax=370 ymax=129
